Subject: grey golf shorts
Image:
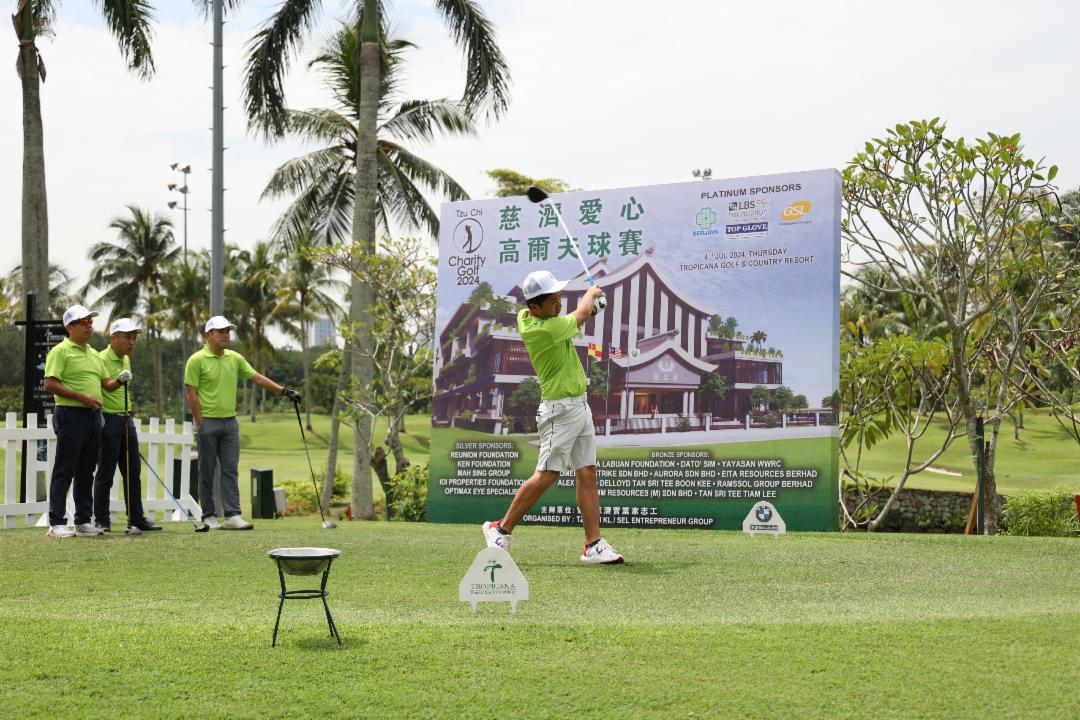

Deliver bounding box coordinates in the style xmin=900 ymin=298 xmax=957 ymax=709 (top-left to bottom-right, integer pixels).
xmin=535 ymin=395 xmax=596 ymax=473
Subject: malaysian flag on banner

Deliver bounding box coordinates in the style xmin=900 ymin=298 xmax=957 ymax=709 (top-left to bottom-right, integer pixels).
xmin=610 ymin=346 xmax=623 ymax=359
xmin=588 ymin=342 xmax=603 ymax=359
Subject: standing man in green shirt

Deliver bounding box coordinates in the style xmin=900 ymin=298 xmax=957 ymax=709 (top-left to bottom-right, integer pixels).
xmin=43 ymin=305 xmax=126 ymax=538
xmin=184 ymin=316 xmax=300 ymax=530
xmin=92 ymin=318 xmax=161 ymax=534
xmin=482 ymin=271 xmax=624 ymax=564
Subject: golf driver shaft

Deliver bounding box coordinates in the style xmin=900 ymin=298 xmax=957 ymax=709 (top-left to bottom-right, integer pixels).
xmin=292 ymin=400 xmax=330 ymax=525
xmin=540 ymin=196 xmax=607 ymax=311
xmin=137 ymin=447 xmax=204 ymax=531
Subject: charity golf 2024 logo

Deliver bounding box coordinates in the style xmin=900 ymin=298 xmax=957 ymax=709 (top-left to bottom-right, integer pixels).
xmin=460 ymin=546 xmax=529 ymax=613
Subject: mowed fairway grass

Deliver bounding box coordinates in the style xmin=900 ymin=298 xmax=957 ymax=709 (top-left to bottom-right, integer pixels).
xmin=1 ymin=521 xmax=1077 ymax=719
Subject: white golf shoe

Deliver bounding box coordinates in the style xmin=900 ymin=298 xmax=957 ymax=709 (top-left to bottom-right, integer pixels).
xmin=74 ymin=523 xmax=105 ymax=537
xmin=581 ymin=538 xmax=624 ymax=564
xmin=46 ymin=525 xmax=75 ymax=538
xmin=482 ymin=521 xmax=512 ymax=551
xmin=202 ymin=516 xmax=222 ymax=530
xmin=223 ymin=515 xmax=253 ymax=530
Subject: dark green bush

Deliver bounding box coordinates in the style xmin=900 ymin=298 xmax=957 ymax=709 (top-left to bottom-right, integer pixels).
xmin=389 ymin=463 xmax=428 ymax=522
xmin=1001 ymin=486 xmax=1079 ymax=537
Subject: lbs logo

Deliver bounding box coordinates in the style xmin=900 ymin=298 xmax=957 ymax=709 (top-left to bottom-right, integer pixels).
xmin=728 ymin=197 xmax=769 ymax=221
xmin=780 ymin=200 xmax=812 ymax=225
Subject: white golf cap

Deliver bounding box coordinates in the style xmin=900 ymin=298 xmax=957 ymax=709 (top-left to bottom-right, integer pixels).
xmin=109 ymin=318 xmax=140 ymax=334
xmin=204 ymin=315 xmax=236 ymax=333
xmin=62 ymin=305 xmax=98 ymax=327
xmin=521 ymin=270 xmax=568 ymax=301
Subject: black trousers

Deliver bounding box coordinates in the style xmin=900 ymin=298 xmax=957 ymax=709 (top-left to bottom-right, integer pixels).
xmin=93 ymin=413 xmax=144 ymax=525
xmin=48 ymin=406 xmax=102 ymax=526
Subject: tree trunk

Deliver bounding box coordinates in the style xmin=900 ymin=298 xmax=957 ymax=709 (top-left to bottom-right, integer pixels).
xmin=348 ymin=29 xmax=380 ymax=520
xmin=19 ymin=30 xmax=49 ymax=320
xmin=388 ymin=412 xmax=410 ymax=477
xmin=952 ymin=332 xmax=999 ymax=534
xmin=323 ymin=351 xmax=351 ymax=515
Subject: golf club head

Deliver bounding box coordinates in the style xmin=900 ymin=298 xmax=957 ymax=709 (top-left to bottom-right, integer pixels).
xmin=322 ymin=520 xmax=337 ymax=529
xmin=195 ymin=523 xmax=210 ymax=533
xmin=526 ymin=186 xmax=549 ymax=204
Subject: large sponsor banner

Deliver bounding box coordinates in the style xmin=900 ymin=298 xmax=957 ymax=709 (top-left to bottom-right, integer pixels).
xmin=430 ymin=170 xmax=840 ymax=531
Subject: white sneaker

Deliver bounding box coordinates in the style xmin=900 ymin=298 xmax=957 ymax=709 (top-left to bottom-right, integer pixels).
xmin=223 ymin=515 xmax=254 ymax=530
xmin=581 ymin=538 xmax=624 ymax=564
xmin=202 ymin=516 xmax=222 ymax=530
xmin=47 ymin=525 xmax=75 ymax=538
xmin=482 ymin=521 xmax=512 ymax=551
xmin=74 ymin=523 xmax=105 ymax=537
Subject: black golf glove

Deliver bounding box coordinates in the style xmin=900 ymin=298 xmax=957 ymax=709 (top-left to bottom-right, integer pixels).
xmin=282 ymin=387 xmax=302 ymax=404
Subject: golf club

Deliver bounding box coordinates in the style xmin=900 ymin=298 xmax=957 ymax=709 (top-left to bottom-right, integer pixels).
xmin=122 ymin=384 xmax=141 ymax=536
xmin=526 ymin=185 xmax=607 ymax=312
xmin=135 ymin=443 xmax=209 ymax=533
xmin=291 ymin=398 xmax=336 ymax=529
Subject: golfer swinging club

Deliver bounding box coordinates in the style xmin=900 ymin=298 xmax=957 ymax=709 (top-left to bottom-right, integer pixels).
xmin=483 ymin=270 xmax=624 ymax=564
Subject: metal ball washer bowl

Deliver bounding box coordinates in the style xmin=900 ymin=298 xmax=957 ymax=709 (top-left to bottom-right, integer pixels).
xmin=267 ymin=547 xmax=342 ymax=647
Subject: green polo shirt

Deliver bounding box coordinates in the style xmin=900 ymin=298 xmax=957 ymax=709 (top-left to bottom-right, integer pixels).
xmin=517 ymin=309 xmax=586 ymax=401
xmin=183 ymin=346 xmax=257 ymax=418
xmin=98 ymin=346 xmax=132 ymax=415
xmin=44 ymin=338 xmax=106 ymax=408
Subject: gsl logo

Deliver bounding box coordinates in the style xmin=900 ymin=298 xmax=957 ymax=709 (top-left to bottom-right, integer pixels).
xmin=781 ymin=200 xmax=812 ymax=221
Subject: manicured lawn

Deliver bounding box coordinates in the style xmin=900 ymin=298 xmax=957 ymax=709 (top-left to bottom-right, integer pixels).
xmin=0 ymin=521 xmax=1076 ymax=718
xmin=852 ymin=413 xmax=1080 ymax=494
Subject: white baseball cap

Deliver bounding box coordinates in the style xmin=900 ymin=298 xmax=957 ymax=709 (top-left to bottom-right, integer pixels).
xmin=109 ymin=318 xmax=141 ymax=334
xmin=204 ymin=315 xmax=236 ymax=333
xmin=62 ymin=305 xmax=98 ymax=327
xmin=521 ymin=270 xmax=568 ymax=301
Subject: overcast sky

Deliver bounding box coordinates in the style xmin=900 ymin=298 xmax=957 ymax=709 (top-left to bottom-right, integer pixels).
xmin=3 ymin=0 xmax=1077 ymax=332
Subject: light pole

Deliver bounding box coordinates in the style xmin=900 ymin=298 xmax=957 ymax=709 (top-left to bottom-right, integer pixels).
xmin=168 ymin=163 xmax=192 ymax=420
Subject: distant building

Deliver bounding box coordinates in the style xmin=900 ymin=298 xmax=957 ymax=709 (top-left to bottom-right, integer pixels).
xmin=310 ymin=317 xmax=336 ymax=347
xmin=433 ymin=248 xmax=786 ymax=434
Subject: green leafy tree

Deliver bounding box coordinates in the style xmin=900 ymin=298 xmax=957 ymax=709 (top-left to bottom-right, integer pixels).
xmin=486 ymin=169 xmax=571 ymax=198
xmin=773 ymin=385 xmax=795 ymax=413
xmin=275 ymin=232 xmax=346 ymax=430
xmin=83 ymin=205 xmax=178 ymax=418
xmin=227 ymin=240 xmax=282 ymax=422
xmin=508 ymin=378 xmax=541 ymax=417
xmin=244 ymin=0 xmax=510 ymax=520
xmin=750 ymin=330 xmax=767 ymax=348
xmin=843 ymin=118 xmax=1080 ymax=533
xmin=793 ymin=394 xmax=808 ymax=410
xmin=748 ymin=385 xmax=771 ymax=413
xmin=698 ymin=371 xmax=728 ymax=412
xmin=15 ymin=0 xmax=156 ymax=320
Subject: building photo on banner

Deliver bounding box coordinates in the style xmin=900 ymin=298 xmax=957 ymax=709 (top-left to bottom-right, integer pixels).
xmin=431 ymin=169 xmax=841 ymax=531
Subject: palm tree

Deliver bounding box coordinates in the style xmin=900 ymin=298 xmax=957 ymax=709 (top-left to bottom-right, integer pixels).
xmin=15 ymin=1 xmax=156 ymax=319
xmin=161 ymin=250 xmax=211 ymax=349
xmin=243 ymin=1 xmax=510 ymax=520
xmin=274 ymin=234 xmax=347 ymax=430
xmin=227 ymin=240 xmax=282 ymax=422
xmin=83 ymin=205 xmax=178 ymax=418
xmin=262 ymin=25 xmax=475 ymax=246
xmin=750 ymin=330 xmax=767 ymax=348
xmin=2 ymin=263 xmax=81 ymax=323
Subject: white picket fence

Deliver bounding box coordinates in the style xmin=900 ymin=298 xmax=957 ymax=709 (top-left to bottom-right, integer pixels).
xmin=0 ymin=412 xmax=200 ymax=529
